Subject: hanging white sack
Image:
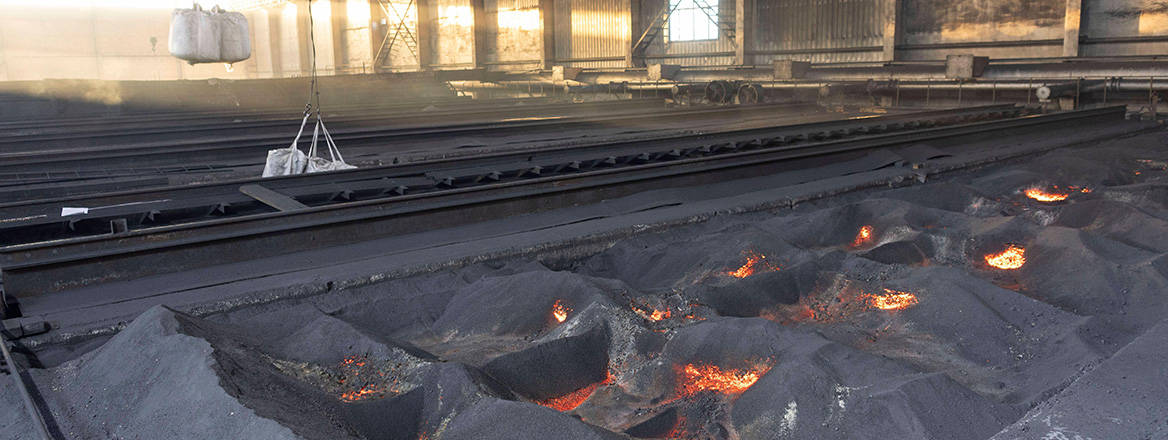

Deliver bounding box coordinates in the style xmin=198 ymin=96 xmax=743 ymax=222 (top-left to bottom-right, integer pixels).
xmin=216 ymin=9 xmax=251 ymax=63
xmin=169 ymin=5 xmax=221 ymax=64
xmin=262 ymin=113 xmax=312 ymax=177
xmin=305 ymin=118 xmax=357 ymax=173
xmin=262 ymin=147 xmax=307 ymax=177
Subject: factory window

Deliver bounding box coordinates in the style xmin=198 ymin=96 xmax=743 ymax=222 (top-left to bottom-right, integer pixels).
xmin=667 ymin=0 xmax=719 ymax=42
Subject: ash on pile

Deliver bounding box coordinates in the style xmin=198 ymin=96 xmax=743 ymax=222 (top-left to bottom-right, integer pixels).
xmin=6 ymin=132 xmax=1168 ymax=440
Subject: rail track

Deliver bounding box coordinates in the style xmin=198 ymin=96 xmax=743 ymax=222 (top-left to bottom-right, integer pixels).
xmin=0 ymin=100 xmax=811 ymax=185
xmin=0 ymin=104 xmax=1017 ymax=245
xmin=0 ymin=97 xmax=664 ymax=149
xmin=2 ymin=104 xmax=1129 ymax=306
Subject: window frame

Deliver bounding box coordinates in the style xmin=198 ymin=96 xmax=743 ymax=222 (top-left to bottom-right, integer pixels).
xmin=665 ymin=0 xmax=721 ymax=43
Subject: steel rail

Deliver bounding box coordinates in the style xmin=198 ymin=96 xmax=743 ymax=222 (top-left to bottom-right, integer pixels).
xmin=0 ymin=103 xmax=1008 ymax=193
xmin=0 ymin=102 xmax=812 ymax=177
xmin=0 ymin=98 xmax=671 ymax=152
xmin=0 ymin=105 xmax=1125 ymax=298
xmin=0 ymin=330 xmax=54 ymax=440
xmin=0 ymin=104 xmax=1018 ymax=246
xmin=0 ymin=96 xmax=476 ymax=133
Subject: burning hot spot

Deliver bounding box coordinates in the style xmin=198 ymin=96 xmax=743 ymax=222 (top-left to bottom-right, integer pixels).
xmin=537 ymin=372 xmax=614 ymax=412
xmin=985 ymin=245 xmax=1026 ymax=270
xmin=675 ymin=363 xmax=770 ymax=397
xmin=852 ymin=225 xmax=875 ymax=247
xmin=726 ymin=251 xmax=780 ymax=278
xmin=865 ymin=288 xmax=919 ymax=310
xmin=552 ymin=299 xmax=571 ymax=323
xmin=340 ymin=384 xmax=384 ymax=402
xmin=1024 ymin=188 xmax=1069 ymax=202
xmin=635 ymin=307 xmax=672 ymax=322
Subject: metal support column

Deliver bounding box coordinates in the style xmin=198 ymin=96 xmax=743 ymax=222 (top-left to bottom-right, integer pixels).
xmin=296 ymin=2 xmax=313 ymax=75
xmin=734 ymin=0 xmax=752 ymax=66
xmin=471 ymin=0 xmax=488 ymax=70
xmin=416 ymin=0 xmax=433 ymax=70
xmin=331 ymin=0 xmax=348 ymax=74
xmin=1063 ymin=0 xmax=1083 ymax=57
xmin=881 ymin=0 xmax=899 ymax=62
xmin=540 ymin=0 xmax=556 ymax=70
xmin=267 ymin=7 xmax=284 ymax=77
xmin=368 ymin=0 xmax=387 ymax=71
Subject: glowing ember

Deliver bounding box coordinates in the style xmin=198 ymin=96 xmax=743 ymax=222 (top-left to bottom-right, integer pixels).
xmin=852 ymin=225 xmax=875 ymax=247
xmin=341 ymin=356 xmax=366 ymax=368
xmin=537 ymin=372 xmax=614 ymax=412
xmin=866 ymin=288 xmax=919 ymax=310
xmin=633 ymin=306 xmax=672 ymax=322
xmin=1024 ymin=188 xmax=1069 ymax=202
xmin=985 ymin=245 xmax=1026 ymax=270
xmin=552 ymin=299 xmax=571 ymax=323
xmin=726 ymin=251 xmax=780 ymax=278
xmin=676 ymin=364 xmax=769 ymax=397
xmin=340 ymin=384 xmax=384 ymax=402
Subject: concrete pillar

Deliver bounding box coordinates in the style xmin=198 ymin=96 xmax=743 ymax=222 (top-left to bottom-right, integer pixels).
xmin=540 ymin=0 xmax=556 ymax=69
xmin=268 ymin=7 xmax=284 ymax=77
xmin=734 ymin=0 xmax=752 ymax=66
xmin=416 ymin=0 xmax=433 ymax=70
xmin=331 ymin=0 xmax=348 ymax=73
xmin=1063 ymin=0 xmax=1082 ymax=57
xmin=881 ymin=0 xmax=899 ymax=62
xmin=471 ymin=0 xmax=488 ymax=69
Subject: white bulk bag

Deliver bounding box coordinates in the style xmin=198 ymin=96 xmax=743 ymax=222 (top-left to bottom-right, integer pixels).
xmin=262 ymin=113 xmax=312 ymax=177
xmin=262 ymin=146 xmax=307 ymax=177
xmin=169 ymin=5 xmax=251 ymax=64
xmin=169 ymin=5 xmax=220 ymax=63
xmin=217 ymin=10 xmax=251 ymax=63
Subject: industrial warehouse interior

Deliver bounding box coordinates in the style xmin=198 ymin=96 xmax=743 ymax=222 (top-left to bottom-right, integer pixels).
xmin=1 ymin=0 xmax=1167 ymax=439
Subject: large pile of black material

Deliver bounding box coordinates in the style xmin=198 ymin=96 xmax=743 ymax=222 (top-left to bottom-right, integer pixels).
xmin=6 ymin=132 xmax=1168 ymax=439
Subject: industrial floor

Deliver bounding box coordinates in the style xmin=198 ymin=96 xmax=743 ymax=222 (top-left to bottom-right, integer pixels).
xmin=3 ymin=127 xmax=1167 ymax=439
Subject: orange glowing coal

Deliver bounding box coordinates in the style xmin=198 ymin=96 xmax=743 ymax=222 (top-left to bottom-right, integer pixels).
xmin=675 ymin=364 xmax=770 ymax=397
xmin=552 ymin=299 xmax=571 ymax=323
xmin=1024 ymin=188 xmax=1069 ymax=202
xmin=632 ymin=304 xmax=672 ymax=322
xmin=537 ymin=372 xmax=614 ymax=412
xmin=985 ymin=245 xmax=1026 ymax=270
xmin=341 ymin=356 xmax=367 ymax=368
xmin=340 ymin=384 xmax=384 ymax=402
xmin=538 ymin=382 xmax=600 ymax=411
xmin=726 ymin=251 xmax=779 ymax=278
xmin=852 ymin=225 xmax=875 ymax=247
xmin=866 ymin=288 xmax=919 ymax=310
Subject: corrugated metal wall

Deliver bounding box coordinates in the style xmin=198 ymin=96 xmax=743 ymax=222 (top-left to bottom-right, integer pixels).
xmin=755 ymin=0 xmax=883 ymax=64
xmin=460 ymin=0 xmax=1168 ymax=71
xmin=563 ymin=0 xmax=630 ymax=68
xmin=547 ymin=0 xmax=886 ymax=69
